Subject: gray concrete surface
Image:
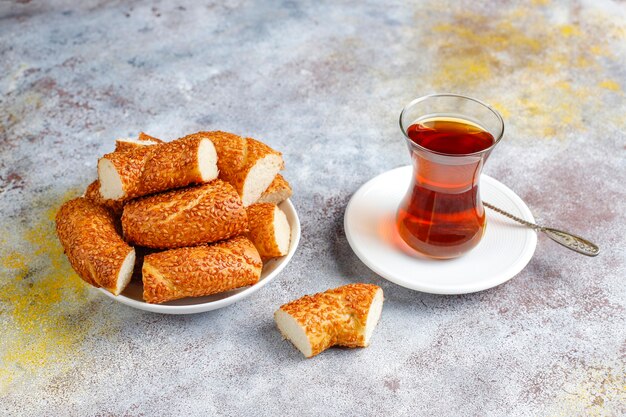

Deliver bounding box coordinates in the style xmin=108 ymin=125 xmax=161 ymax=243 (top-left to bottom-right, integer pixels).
xmin=1 ymin=1 xmax=624 ymax=416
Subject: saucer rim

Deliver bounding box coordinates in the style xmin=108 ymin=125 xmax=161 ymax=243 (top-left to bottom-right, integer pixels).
xmin=344 ymin=166 xmax=537 ymax=295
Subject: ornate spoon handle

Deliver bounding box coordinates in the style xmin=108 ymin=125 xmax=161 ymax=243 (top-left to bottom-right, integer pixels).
xmin=484 ymin=202 xmax=600 ymax=257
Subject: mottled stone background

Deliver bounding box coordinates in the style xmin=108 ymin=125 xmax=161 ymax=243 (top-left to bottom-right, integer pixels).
xmin=1 ymin=1 xmax=624 ymax=416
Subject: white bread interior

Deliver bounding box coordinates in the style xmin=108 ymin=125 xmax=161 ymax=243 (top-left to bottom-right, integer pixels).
xmin=273 ymin=205 xmax=291 ymax=256
xmin=198 ymin=138 xmax=219 ymax=181
xmin=114 ymin=249 xmax=136 ymax=295
xmin=116 ymin=137 xmax=160 ymax=149
xmin=98 ymin=158 xmax=124 ymax=200
xmin=242 ymin=154 xmax=283 ymax=206
xmin=364 ymin=288 xmax=384 ymax=345
xmin=274 ymin=309 xmax=313 ymax=357
xmin=257 ymin=175 xmax=292 ymax=205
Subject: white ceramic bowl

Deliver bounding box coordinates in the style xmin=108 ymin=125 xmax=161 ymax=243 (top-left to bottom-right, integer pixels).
xmin=98 ymin=199 xmax=300 ymax=314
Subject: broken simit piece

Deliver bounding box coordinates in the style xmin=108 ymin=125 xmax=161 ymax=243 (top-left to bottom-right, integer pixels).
xmin=56 ymin=197 xmax=135 ymax=295
xmin=274 ymin=283 xmax=384 ymax=358
xmin=246 ymin=203 xmax=291 ymax=261
xmin=142 ymin=236 xmax=262 ymax=304
xmin=98 ymin=134 xmax=218 ymax=201
xmin=199 ymin=131 xmax=284 ymax=207
xmin=121 ymin=180 xmax=248 ymax=249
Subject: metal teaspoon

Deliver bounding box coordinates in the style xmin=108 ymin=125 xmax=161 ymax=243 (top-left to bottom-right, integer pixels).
xmin=484 ymin=202 xmax=600 ymax=257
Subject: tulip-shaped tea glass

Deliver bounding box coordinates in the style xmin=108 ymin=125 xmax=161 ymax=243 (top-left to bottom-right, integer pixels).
xmin=397 ymin=94 xmax=504 ymax=259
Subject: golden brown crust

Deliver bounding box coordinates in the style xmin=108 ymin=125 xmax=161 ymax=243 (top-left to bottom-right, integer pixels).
xmin=246 ymin=203 xmax=284 ymax=260
xmin=199 ymin=131 xmax=247 ymax=174
xmin=277 ymin=284 xmax=382 ymax=357
xmin=99 ymin=134 xmax=216 ymax=201
xmin=142 ymin=236 xmax=262 ymax=304
xmin=121 ymin=180 xmax=248 ymax=249
xmin=55 ymin=197 xmax=134 ymax=294
xmin=138 ymin=132 xmax=163 ymax=143
xmin=139 ymin=134 xmax=208 ymax=195
xmin=114 ymin=141 xmax=143 ymax=153
xmin=257 ymin=174 xmax=292 ymax=204
xmin=199 ymin=131 xmax=283 ymax=196
xmin=84 ymin=180 xmax=125 ymax=216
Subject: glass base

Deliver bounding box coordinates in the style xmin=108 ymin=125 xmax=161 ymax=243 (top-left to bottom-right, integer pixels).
xmin=396 ymin=219 xmax=486 ymax=259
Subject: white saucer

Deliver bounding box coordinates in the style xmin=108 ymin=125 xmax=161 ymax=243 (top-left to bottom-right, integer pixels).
xmin=344 ymin=166 xmax=537 ymax=294
xmin=98 ymin=199 xmax=301 ymax=314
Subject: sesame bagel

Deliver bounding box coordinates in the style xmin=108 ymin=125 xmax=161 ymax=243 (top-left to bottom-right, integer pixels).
xmin=55 ymin=197 xmax=135 ymax=295
xmin=121 ymin=180 xmax=248 ymax=249
xmin=98 ymin=134 xmax=218 ymax=201
xmin=142 ymin=236 xmax=262 ymax=304
xmin=199 ymin=131 xmax=284 ymax=207
xmin=257 ymin=174 xmax=292 ymax=205
xmin=205 ymin=130 xmax=247 ymax=174
xmin=274 ymin=284 xmax=384 ymax=358
xmin=246 ymin=203 xmax=291 ymax=260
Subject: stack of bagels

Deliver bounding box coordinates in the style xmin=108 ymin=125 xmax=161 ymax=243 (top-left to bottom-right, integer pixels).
xmin=56 ymin=131 xmax=292 ymax=304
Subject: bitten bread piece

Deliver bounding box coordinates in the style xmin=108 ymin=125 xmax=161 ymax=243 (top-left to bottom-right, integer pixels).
xmin=246 ymin=203 xmax=291 ymax=260
xmin=142 ymin=236 xmax=262 ymax=304
xmin=201 ymin=131 xmax=284 ymax=207
xmin=257 ymin=174 xmax=292 ymax=204
xmin=55 ymin=198 xmax=135 ymax=295
xmin=121 ymin=180 xmax=248 ymax=249
xmin=84 ymin=180 xmax=125 ymax=216
xmin=98 ymin=133 xmax=218 ymax=200
xmin=274 ymin=284 xmax=384 ymax=358
xmin=114 ymin=132 xmax=163 ymax=152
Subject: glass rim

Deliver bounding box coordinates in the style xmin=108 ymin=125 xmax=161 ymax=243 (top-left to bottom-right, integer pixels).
xmin=399 ymin=93 xmax=505 ymax=158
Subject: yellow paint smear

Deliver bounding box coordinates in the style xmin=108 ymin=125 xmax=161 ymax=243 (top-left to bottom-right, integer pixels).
xmin=559 ymin=24 xmax=581 ymax=37
xmin=490 ymin=102 xmax=511 ymax=119
xmin=547 ymin=364 xmax=626 ymax=417
xmin=421 ymin=6 xmax=625 ymax=138
xmin=0 ymin=190 xmax=95 ymax=393
xmin=599 ymin=80 xmax=621 ymax=91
